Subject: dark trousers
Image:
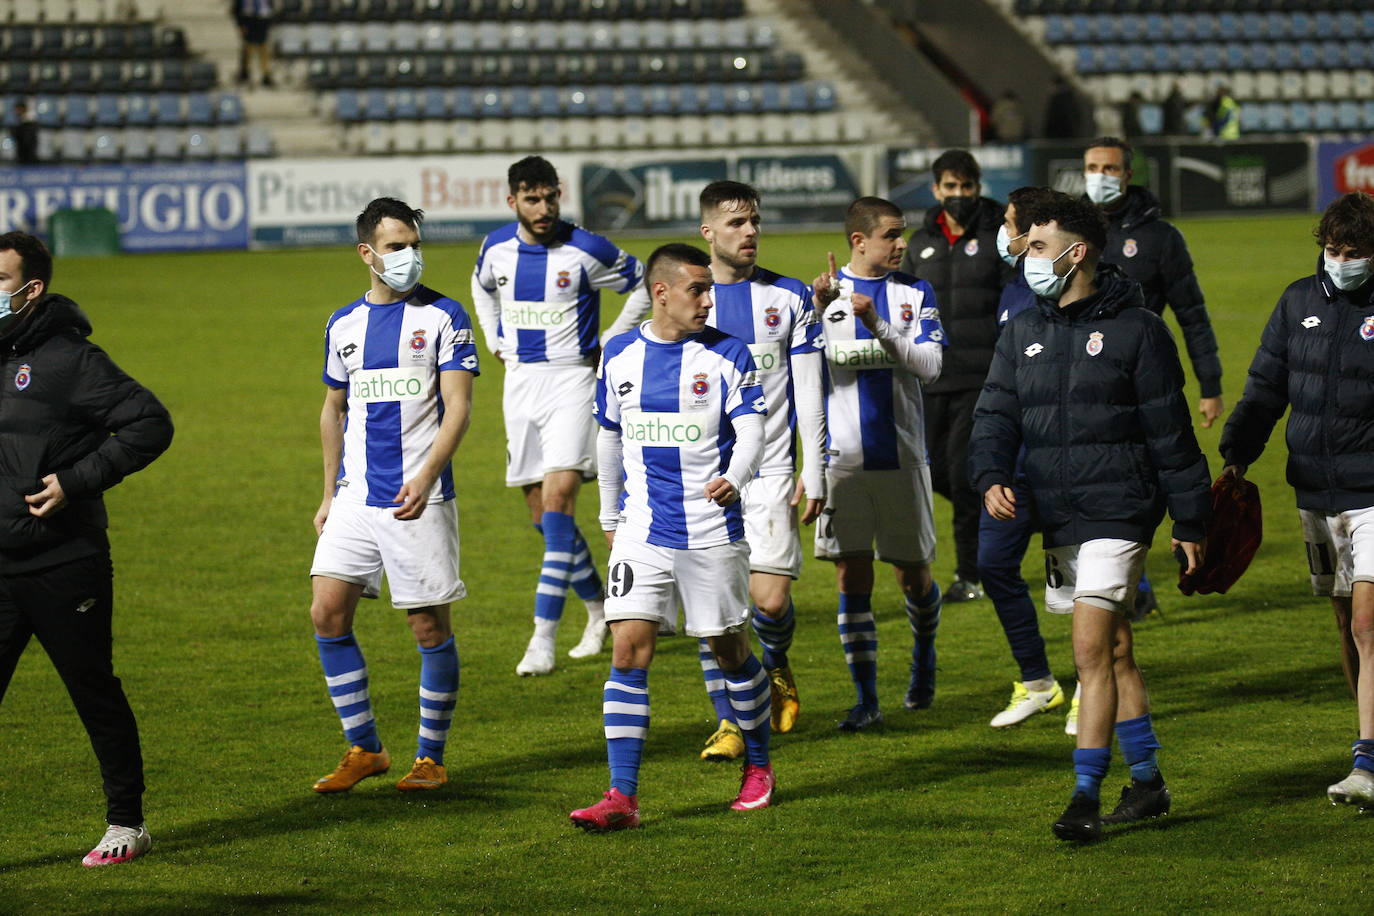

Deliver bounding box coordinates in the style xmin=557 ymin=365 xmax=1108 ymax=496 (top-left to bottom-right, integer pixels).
xmin=924 ymin=387 xmax=983 ymax=582
xmin=0 ymin=552 xmax=145 ymax=826
xmin=977 ymin=494 xmax=1052 ymax=683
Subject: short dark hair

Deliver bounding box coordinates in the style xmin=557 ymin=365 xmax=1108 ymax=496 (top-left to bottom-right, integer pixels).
xmin=1316 ymin=192 xmax=1374 ymax=252
xmin=1007 ymin=186 xmax=1058 ymax=235
xmin=0 ymin=231 xmax=53 ymax=288
xmin=508 ymin=155 xmax=560 ymax=193
xmin=699 ymin=180 xmax=760 ymax=218
xmin=931 ymin=149 xmax=981 ymax=185
xmin=646 ymin=243 xmax=711 ymax=288
xmin=1084 ymin=136 xmax=1133 ymax=167
xmin=356 ymin=197 xmax=423 ymax=245
xmin=1028 ymin=191 xmax=1108 ymax=254
xmin=844 ymin=196 xmax=903 ymax=242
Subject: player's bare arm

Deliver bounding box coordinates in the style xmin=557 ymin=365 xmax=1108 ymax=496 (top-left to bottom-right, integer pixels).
xmin=393 ymin=368 xmax=474 ymax=520
xmin=315 ymin=385 xmax=347 ymax=535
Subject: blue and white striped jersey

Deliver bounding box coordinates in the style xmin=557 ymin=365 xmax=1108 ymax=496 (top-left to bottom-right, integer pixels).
xmin=707 ymin=266 xmax=824 ymax=480
xmin=472 ymin=219 xmax=644 ymax=366
xmin=596 ymin=325 xmax=766 ymax=549
xmin=323 ymin=285 xmax=480 ymax=507
xmin=821 ymin=268 xmax=947 ymax=471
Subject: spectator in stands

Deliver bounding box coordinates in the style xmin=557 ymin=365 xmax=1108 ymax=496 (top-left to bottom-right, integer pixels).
xmin=11 ymin=102 xmax=38 ymax=166
xmin=1162 ymin=82 xmax=1186 ymax=137
xmin=1043 ymin=76 xmax=1084 ymax=140
xmin=1119 ymin=91 xmax=1144 ymax=140
xmin=1205 ymin=84 xmax=1239 ymax=141
xmin=233 ymin=0 xmax=276 ymax=88
xmin=899 ymin=149 xmax=1012 ymax=605
xmin=989 ymin=90 xmax=1026 ymax=143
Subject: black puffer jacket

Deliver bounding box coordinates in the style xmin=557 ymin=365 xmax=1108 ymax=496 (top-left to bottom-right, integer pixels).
xmin=0 ymin=294 xmax=173 ymax=574
xmin=970 ymin=263 xmax=1211 ymax=548
xmin=1220 ymin=258 xmax=1374 ymax=513
xmin=900 ymin=197 xmax=1012 ymax=394
xmin=1098 ymin=185 xmax=1223 ymax=398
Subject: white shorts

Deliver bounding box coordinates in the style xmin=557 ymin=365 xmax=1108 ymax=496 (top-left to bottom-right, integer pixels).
xmin=814 ymin=465 xmax=936 ymax=567
xmin=1301 ymin=506 xmax=1374 ymax=597
xmin=311 ymin=498 xmax=466 ymax=609
xmin=603 ymin=538 xmax=751 ymax=637
xmin=1043 ymin=538 xmax=1148 ymax=614
xmin=502 ymin=362 xmax=597 ymax=487
xmin=742 ymin=474 xmax=802 ymax=578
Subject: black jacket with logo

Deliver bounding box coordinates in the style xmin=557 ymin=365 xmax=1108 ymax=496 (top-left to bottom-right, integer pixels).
xmin=899 ymin=197 xmax=1012 ymax=394
xmin=0 ymin=294 xmax=173 ymax=574
xmin=1098 ymin=185 xmax=1223 ymax=398
xmin=970 ymin=263 xmax=1211 ymax=548
xmin=1220 ymin=259 xmax=1374 ymax=513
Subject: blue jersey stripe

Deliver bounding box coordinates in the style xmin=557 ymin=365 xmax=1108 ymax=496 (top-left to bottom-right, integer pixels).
xmin=643 ymin=446 xmax=687 ymax=548
xmin=640 ymin=342 xmax=682 ymax=412
xmin=856 ymin=368 xmax=898 ymax=470
xmin=712 ymin=280 xmax=756 ymax=342
xmin=362 ymin=304 xmax=405 ymax=502
xmin=717 ymin=401 xmax=746 ymax=540
xmin=514 ymin=245 xmax=547 ymax=300
xmin=435 ymin=395 xmax=456 ymax=500
xmin=516 ymin=328 xmax=546 ymax=362
xmin=576 ymin=267 xmax=599 ymax=354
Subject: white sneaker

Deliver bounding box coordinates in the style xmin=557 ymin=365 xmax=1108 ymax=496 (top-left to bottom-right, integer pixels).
xmin=568 ymin=616 xmax=607 ymax=659
xmin=1329 ymin=768 xmax=1374 ymax=807
xmin=82 ymin=823 xmax=152 ymax=867
xmin=1065 ymin=684 xmax=1080 ymax=737
xmin=516 ymin=637 xmax=556 ymax=676
xmin=990 ymin=680 xmax=1065 ymax=728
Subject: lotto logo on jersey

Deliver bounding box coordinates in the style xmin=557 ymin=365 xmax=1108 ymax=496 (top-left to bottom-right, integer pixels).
xmin=14 ymin=363 xmax=31 ymax=391
xmin=1362 ymin=316 xmax=1374 ymax=341
xmin=556 ymin=270 xmax=572 ymax=290
xmin=350 ymin=367 xmax=429 ymax=403
xmin=764 ymin=305 xmax=781 ymax=329
xmin=410 ymin=329 xmax=427 ymax=353
xmin=691 ymin=373 xmax=710 ymax=397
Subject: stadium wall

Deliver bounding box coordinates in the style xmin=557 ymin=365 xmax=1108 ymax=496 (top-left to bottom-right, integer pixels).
xmin=4 ymin=138 xmax=1373 ymax=252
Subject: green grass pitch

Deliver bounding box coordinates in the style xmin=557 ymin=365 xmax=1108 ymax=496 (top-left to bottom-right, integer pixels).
xmin=1 ymin=214 xmax=1368 ymax=913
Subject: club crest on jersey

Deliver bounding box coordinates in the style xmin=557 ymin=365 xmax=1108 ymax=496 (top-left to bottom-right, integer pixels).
xmin=691 ymin=372 xmax=710 ymax=399
xmin=410 ymin=329 xmax=427 ymax=353
xmin=14 ymin=363 xmax=31 ymax=391
xmin=964 ymin=239 xmax=979 ymax=256
xmin=900 ymin=306 xmax=914 ymax=323
xmin=1086 ymin=331 xmax=1104 ymax=356
xmin=1123 ymin=238 xmax=1139 ymax=258
xmin=764 ymin=305 xmax=781 ymax=329
xmin=1362 ymin=316 xmax=1374 ymax=341
xmin=556 ymin=270 xmax=571 ymax=290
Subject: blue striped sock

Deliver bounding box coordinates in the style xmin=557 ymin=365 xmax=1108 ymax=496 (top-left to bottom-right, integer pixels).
xmin=1116 ymin=713 xmax=1162 ymax=782
xmin=752 ymin=601 xmax=796 ymax=670
xmin=568 ymin=526 xmax=605 ymax=603
xmin=534 ymin=511 xmax=576 ymax=623
xmin=725 ymin=655 xmax=772 ymax=767
xmin=1353 ymin=740 xmax=1374 ymax=774
xmin=416 ymin=636 xmax=459 ymax=765
xmin=838 ymin=593 xmax=878 ymax=709
xmin=906 ymin=582 xmax=941 ymax=674
xmin=1073 ymin=747 xmax=1111 ymax=801
xmin=698 ymin=639 xmax=737 ymax=724
xmin=316 ymin=633 xmax=381 ymax=753
xmin=604 ymin=667 xmax=649 ymax=797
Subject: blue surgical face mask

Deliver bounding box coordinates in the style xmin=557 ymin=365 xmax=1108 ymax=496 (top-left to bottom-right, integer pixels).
xmin=996 ymin=224 xmax=1026 ymax=267
xmin=1023 ymin=244 xmax=1078 ymax=299
xmin=1324 ymin=254 xmax=1372 ymax=292
xmin=1084 ymin=172 xmax=1123 ymax=205
xmin=368 ymin=244 xmax=423 ymax=293
xmin=0 ymin=279 xmax=37 ymax=333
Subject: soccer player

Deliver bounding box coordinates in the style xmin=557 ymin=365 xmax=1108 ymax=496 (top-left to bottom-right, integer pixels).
xmin=0 ymin=231 xmax=173 ymax=867
xmin=1219 ymin=191 xmax=1374 ymax=811
xmin=309 ymin=197 xmax=478 ymax=795
xmin=569 ymin=243 xmax=774 ymax=830
xmin=1085 ymin=137 xmax=1223 ymax=621
xmin=981 ymin=186 xmax=1069 ymax=730
xmin=811 ymin=197 xmax=947 ymax=732
xmin=472 ymin=156 xmax=651 ymax=676
xmin=971 ymin=193 xmax=1210 ymax=842
xmin=689 ymin=180 xmax=825 ymax=760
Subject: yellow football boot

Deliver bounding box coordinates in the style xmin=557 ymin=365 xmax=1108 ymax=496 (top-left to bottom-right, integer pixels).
xmin=700 ymin=719 xmax=745 ymax=761
xmin=312 ymin=745 xmax=391 ymax=793
xmin=396 ymin=756 xmax=448 ymax=792
xmin=768 ymin=666 xmax=800 ymax=733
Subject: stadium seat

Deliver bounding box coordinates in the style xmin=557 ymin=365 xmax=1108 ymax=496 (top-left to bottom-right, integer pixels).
xmin=33 ymin=96 xmax=62 ymax=128
xmin=810 ymin=82 xmax=836 ymax=112
xmin=305 ymin=23 xmax=334 ymax=55
xmin=186 ymin=93 xmax=215 ymax=126
xmin=393 ymin=88 xmax=420 ymax=119
xmin=185 ymin=130 xmax=214 ymax=160
xmin=674 ymin=83 xmax=702 ymax=115
xmin=336 ymin=88 xmax=363 ymax=121
xmin=153 ymin=93 xmax=183 ymax=126
xmin=86 ymin=131 xmax=118 ymax=162
xmin=704 ymin=83 xmax=729 ymax=114
xmin=93 ymin=93 xmax=123 ymax=127
xmin=122 ymin=128 xmax=151 ymax=160
xmin=64 ymin=94 xmax=94 ymax=128
xmin=363 ymin=88 xmax=392 ymax=120
xmin=247 ymin=125 xmax=275 ymax=157
xmin=214 ymin=124 xmax=245 ymax=157
xmin=152 ymin=127 xmax=181 ymax=160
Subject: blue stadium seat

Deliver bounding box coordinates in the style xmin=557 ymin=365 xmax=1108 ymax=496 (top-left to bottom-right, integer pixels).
xmin=1069 ymin=14 xmax=1091 ymax=42
xmin=186 ymin=93 xmax=214 ymax=125
xmin=1262 ymin=12 xmax=1287 ymax=41
xmin=1338 ymin=100 xmax=1362 ymax=132
xmin=1362 ymin=100 xmax=1374 ymax=131
xmin=536 ymin=86 xmax=561 ymax=116
xmin=1347 ymin=42 xmax=1371 ymax=69
xmin=64 ymin=95 xmax=94 ymax=128
xmin=1288 ymin=101 xmax=1312 ymax=132
xmin=186 ymin=130 xmax=214 ymax=160
xmin=1216 ymin=12 xmax=1239 ymax=38
xmin=673 ymin=84 xmax=702 ymax=115
xmin=153 ymin=93 xmax=184 ymax=126
xmin=648 ymin=85 xmax=674 ymax=115
xmin=1044 ymin=15 xmax=1068 ymax=44
xmin=393 ymin=89 xmax=420 ymax=120
xmin=1263 ymin=101 xmax=1287 ymax=133
xmin=703 ymin=83 xmax=728 ymax=113
xmin=452 ymin=88 xmax=477 ymax=118
xmin=93 ymin=94 xmax=122 ymax=127
xmin=1164 ymin=12 xmax=1189 ymax=41
xmin=1239 ymin=13 xmax=1263 ymax=41
xmin=478 ymin=87 xmax=505 ymax=118
xmin=1273 ymin=43 xmax=1297 ymax=70
xmin=125 ymin=94 xmax=153 ymax=126
xmin=33 ymin=96 xmax=62 ymax=128
xmin=1090 ymin=15 xmax=1118 ymax=43
xmin=1138 ymin=103 xmax=1162 ymax=134
xmin=363 ymin=88 xmax=392 ymax=120
xmin=1198 ymin=43 xmax=1222 ymax=71
xmin=729 ymin=84 xmax=756 ymax=113
xmin=336 ymin=89 xmax=363 ymax=122
xmin=1192 ymin=13 xmax=1218 ymax=41
xmin=758 ymin=81 xmax=783 ymax=114
xmin=1361 ymin=11 xmax=1374 ymax=39
xmin=1074 ymin=45 xmax=1099 ymax=74
xmin=1249 ymin=44 xmax=1275 ymax=70
xmin=421 ymin=87 xmax=448 ymax=119
xmin=1290 ymin=12 xmax=1314 ymax=40
xmin=1313 ymin=102 xmax=1337 ymax=132
xmin=591 ymin=86 xmax=617 ymax=116
xmin=91 ymin=131 xmax=120 ymax=162
xmin=622 ymin=84 xmax=646 ymax=115
xmin=563 ymin=86 xmax=591 ymax=116
xmin=783 ymin=82 xmax=808 ymax=112
xmin=810 ymin=81 xmax=836 ymax=111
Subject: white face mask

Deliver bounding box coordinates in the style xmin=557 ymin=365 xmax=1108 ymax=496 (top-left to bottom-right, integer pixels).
xmin=0 ymin=279 xmax=37 ymax=331
xmin=996 ymin=224 xmax=1025 ymax=267
xmin=1325 ymin=255 xmax=1372 ymax=292
xmin=368 ymin=244 xmax=423 ymax=293
xmin=1084 ymin=172 xmax=1123 ymax=206
xmin=1023 ymin=245 xmax=1078 ymax=299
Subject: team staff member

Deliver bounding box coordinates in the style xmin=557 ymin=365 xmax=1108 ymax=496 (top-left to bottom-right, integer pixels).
xmin=900 ymin=150 xmax=1012 ymax=603
xmin=0 ymin=232 xmax=174 ymax=867
xmin=1220 ymin=192 xmax=1374 ymax=811
xmin=971 ymin=194 xmax=1210 ymax=842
